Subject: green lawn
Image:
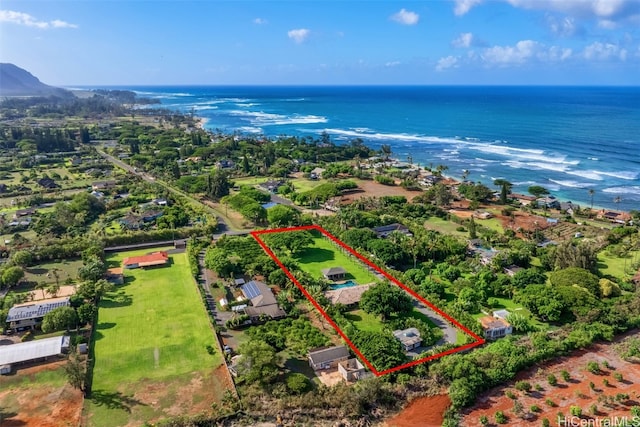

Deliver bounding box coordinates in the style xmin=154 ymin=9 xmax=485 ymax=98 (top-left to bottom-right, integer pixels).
xmin=22 ymin=259 xmax=85 ymax=285
xmin=289 ymin=178 xmax=325 ymax=192
xmin=86 ymin=249 xmax=224 ymax=427
xmin=598 ymin=250 xmax=640 ymax=281
xmin=424 ymin=216 xmax=468 ymax=237
xmin=477 ymin=218 xmax=504 ymax=234
xmin=294 ymin=234 xmax=379 ymax=284
xmin=344 ymin=309 xmax=385 ymax=333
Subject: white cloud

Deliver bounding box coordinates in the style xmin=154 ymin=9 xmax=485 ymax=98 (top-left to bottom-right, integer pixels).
xmin=481 ymin=40 xmax=573 ymax=65
xmin=452 ymin=32 xmax=474 ymax=48
xmin=0 ymin=10 xmax=77 ymax=29
xmin=583 ymin=41 xmax=628 ymax=60
xmin=454 ymin=0 xmax=483 ymax=16
xmin=390 ymin=8 xmax=420 ymax=25
xmin=287 ymin=28 xmax=310 ymax=44
xmin=385 ymin=61 xmax=401 ymax=67
xmin=453 ymin=0 xmax=640 ymax=27
xmin=253 ymin=18 xmax=267 ymax=25
xmin=436 ymin=55 xmax=460 ymax=71
xmin=546 ymin=15 xmax=578 ymax=36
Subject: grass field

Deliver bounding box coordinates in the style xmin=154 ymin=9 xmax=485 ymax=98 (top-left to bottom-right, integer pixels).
xmin=22 ymin=258 xmax=85 ymax=284
xmin=295 ymin=233 xmax=379 ymax=284
xmin=598 ymin=250 xmax=640 ymax=281
xmin=85 ymin=248 xmax=227 ymax=427
xmin=344 ymin=309 xmax=385 ymax=333
xmin=424 ymin=216 xmax=469 ymax=237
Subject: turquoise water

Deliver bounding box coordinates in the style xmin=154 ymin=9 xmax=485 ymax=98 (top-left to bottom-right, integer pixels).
xmin=261 ymin=202 xmax=278 ymax=209
xmin=330 ymin=280 xmax=358 ymax=290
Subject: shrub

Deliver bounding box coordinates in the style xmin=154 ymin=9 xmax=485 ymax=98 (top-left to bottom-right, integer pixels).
xmin=375 ymin=175 xmax=396 ymax=186
xmin=587 ymin=361 xmax=601 ymax=374
xmin=286 ymin=373 xmax=311 ymax=394
xmin=631 ymin=406 xmax=640 ymax=417
xmin=547 ymin=374 xmax=558 ymax=386
xmin=515 ymin=381 xmax=532 ymax=393
xmin=614 ymin=372 xmax=623 ymax=381
xmin=535 ymin=383 xmax=543 ymax=392
xmin=590 ymin=404 xmax=598 ymax=415
xmin=545 ymin=398 xmax=556 ymax=407
xmin=205 ymin=345 xmax=216 ymax=355
xmin=603 ymin=379 xmax=609 ymax=387
xmin=570 ymin=406 xmax=582 ymax=417
xmin=495 ymin=411 xmax=507 ymax=424
xmin=479 ymin=415 xmax=488 ymax=426
xmin=530 ymin=405 xmax=540 ymax=413
xmin=505 ymin=390 xmax=517 ymax=399
xmin=561 ymin=370 xmax=571 ymax=381
xmin=542 ymin=418 xmax=550 ymax=427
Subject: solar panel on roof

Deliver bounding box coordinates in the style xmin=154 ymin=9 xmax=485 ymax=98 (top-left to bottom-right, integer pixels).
xmin=241 ymin=282 xmax=261 ymax=300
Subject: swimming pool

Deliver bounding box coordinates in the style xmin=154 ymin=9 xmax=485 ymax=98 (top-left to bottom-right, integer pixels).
xmin=330 ymin=280 xmax=359 ymax=290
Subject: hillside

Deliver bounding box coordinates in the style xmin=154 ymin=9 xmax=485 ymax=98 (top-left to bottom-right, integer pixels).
xmin=0 ymin=63 xmax=71 ymax=97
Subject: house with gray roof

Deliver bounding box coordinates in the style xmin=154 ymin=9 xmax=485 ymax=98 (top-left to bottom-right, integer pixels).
xmin=322 ymin=267 xmax=347 ymax=281
xmin=240 ymin=280 xmax=286 ymax=322
xmin=308 ymin=345 xmax=350 ymax=371
xmin=393 ymin=328 xmax=422 ymax=351
xmin=6 ymin=297 xmax=71 ymax=333
xmin=371 ymin=223 xmax=412 ymax=239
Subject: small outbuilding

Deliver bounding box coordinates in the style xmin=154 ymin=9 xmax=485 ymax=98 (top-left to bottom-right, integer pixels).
xmin=393 ymin=328 xmax=422 ymax=351
xmin=322 ymin=267 xmax=347 ymax=281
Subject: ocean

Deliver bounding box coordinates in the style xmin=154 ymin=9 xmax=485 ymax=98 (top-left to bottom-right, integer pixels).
xmin=99 ymin=85 xmax=640 ymax=211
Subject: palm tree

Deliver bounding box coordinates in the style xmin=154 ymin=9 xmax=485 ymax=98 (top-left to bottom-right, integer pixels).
xmin=614 ymin=196 xmax=622 ymax=207
xmin=588 ymin=189 xmax=595 ymax=213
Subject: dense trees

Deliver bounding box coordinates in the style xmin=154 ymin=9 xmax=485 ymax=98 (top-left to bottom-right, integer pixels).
xmin=235 ymin=340 xmax=281 ymax=385
xmin=263 ymin=231 xmax=314 ymax=256
xmin=360 ymin=282 xmax=413 ymax=321
xmin=351 ymin=330 xmax=406 ymax=372
xmin=41 ymin=306 xmax=78 ymax=333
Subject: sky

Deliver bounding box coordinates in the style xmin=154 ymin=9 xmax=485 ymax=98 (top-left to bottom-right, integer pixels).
xmin=1 ymin=0 xmax=639 ymax=86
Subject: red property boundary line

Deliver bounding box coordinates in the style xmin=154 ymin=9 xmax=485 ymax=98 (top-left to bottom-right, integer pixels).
xmin=250 ymin=224 xmax=485 ymax=376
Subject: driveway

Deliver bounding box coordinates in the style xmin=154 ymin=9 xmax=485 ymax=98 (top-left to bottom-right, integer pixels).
xmin=413 ymin=301 xmax=459 ymax=346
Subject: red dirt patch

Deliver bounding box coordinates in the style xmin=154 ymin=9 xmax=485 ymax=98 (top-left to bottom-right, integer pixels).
xmin=385 ymin=394 xmax=451 ymax=427
xmin=0 ymin=362 xmax=83 ymax=427
xmin=462 ymin=337 xmax=640 ymax=426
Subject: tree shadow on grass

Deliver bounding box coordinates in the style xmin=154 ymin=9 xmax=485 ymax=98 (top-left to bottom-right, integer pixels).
xmin=297 ymin=248 xmax=335 ymax=264
xmin=96 ymin=322 xmax=116 ymax=330
xmin=89 ymin=390 xmax=147 ymax=413
xmin=26 ymin=267 xmax=48 ymax=275
xmin=100 ymin=292 xmax=132 ymax=308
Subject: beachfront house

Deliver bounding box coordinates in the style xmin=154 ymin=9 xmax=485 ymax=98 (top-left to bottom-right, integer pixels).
xmin=393 ymin=328 xmax=422 ymax=351
xmin=308 ymin=345 xmax=350 ymax=371
xmin=322 ymin=267 xmax=347 ymax=281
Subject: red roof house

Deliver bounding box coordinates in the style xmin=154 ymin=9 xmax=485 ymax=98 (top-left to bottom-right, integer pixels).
xmin=122 ymin=251 xmax=169 ymax=269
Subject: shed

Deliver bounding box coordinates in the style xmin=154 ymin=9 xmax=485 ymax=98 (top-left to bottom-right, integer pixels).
xmin=321 ymin=267 xmax=347 ymax=281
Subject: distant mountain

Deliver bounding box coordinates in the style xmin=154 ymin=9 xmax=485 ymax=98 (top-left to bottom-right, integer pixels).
xmin=0 ymin=63 xmax=72 ymax=97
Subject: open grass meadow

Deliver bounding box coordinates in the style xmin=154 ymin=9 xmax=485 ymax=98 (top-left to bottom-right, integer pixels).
xmin=598 ymin=249 xmax=640 ymax=281
xmin=295 ymin=233 xmax=379 ymax=285
xmin=85 ymin=248 xmax=227 ymax=427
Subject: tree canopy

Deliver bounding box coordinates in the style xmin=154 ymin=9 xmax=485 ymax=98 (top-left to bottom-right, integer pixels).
xmin=360 ymin=281 xmax=414 ymax=321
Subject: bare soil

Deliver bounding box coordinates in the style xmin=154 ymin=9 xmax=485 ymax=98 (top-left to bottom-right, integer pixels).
xmin=0 ymin=361 xmax=83 ymax=427
xmin=385 ymin=394 xmax=451 ymax=427
xmin=462 ymin=336 xmax=640 ymax=426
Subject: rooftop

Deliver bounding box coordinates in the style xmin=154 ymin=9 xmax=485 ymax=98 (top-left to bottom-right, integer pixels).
xmin=308 ymin=345 xmax=350 ymax=364
xmin=122 ymin=251 xmax=169 ymax=267
xmin=393 ymin=328 xmax=422 ymax=346
xmin=0 ymin=335 xmax=69 ymax=366
xmin=324 ymin=283 xmax=372 ymax=306
xmin=7 ymin=297 xmax=71 ymax=322
xmin=479 ymin=316 xmax=511 ymax=330
xmin=241 ymin=280 xmax=278 ymax=307
xmin=322 ymin=267 xmax=347 ymax=277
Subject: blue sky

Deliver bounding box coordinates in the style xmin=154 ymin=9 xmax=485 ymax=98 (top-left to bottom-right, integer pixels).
xmin=1 ymin=0 xmax=639 ymax=85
